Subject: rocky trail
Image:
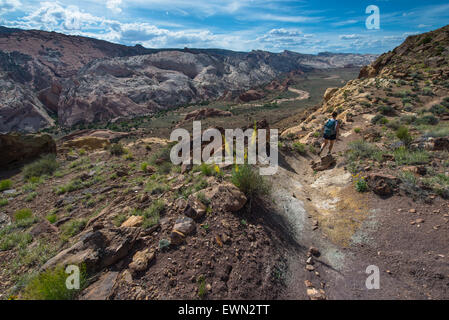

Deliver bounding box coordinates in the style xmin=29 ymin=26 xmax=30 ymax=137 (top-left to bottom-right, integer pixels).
xmin=268 ymin=115 xmax=449 ymax=300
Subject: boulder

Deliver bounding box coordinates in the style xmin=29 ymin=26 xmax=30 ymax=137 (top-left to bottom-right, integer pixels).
xmin=173 ymin=216 xmax=196 ymax=235
xmin=0 ymin=133 xmax=56 ymax=167
xmin=30 ymin=220 xmax=59 ymax=237
xmin=184 ymin=197 xmax=207 ymax=220
xmin=128 ymin=249 xmax=155 ymax=273
xmin=41 ymin=227 xmax=140 ymax=272
xmin=366 ymin=173 xmax=401 ymax=196
xmin=80 ymin=271 xmax=119 ymax=300
xmin=197 ymin=182 xmax=247 ymax=213
xmin=121 ymin=215 xmax=143 ymax=228
xmin=311 ymin=154 xmax=336 ymax=171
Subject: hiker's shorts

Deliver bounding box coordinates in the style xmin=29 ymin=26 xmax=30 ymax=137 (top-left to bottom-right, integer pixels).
xmin=323 ymin=133 xmax=337 ymax=141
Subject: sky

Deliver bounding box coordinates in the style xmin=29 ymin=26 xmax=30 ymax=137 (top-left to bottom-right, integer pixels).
xmin=0 ymin=0 xmax=448 ymax=54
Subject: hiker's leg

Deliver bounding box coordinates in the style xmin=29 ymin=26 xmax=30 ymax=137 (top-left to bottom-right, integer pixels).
xmin=320 ymin=140 xmax=328 ymax=153
xmin=328 ymin=140 xmax=335 ymax=154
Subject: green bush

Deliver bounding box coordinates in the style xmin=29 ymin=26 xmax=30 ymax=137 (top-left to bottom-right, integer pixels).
xmin=0 ymin=198 xmax=8 ymax=207
xmin=46 ymin=214 xmax=58 ymax=224
xmin=0 ymin=232 xmax=32 ymax=251
xmin=61 ymin=219 xmax=87 ymax=240
xmin=377 ymin=105 xmax=396 ymax=116
xmin=347 ymin=140 xmax=382 ymax=162
xmin=396 ymin=126 xmax=413 ymax=145
xmin=414 ymin=115 xmax=439 ymax=126
xmin=142 ymin=200 xmax=164 ymax=229
xmin=371 ymin=115 xmax=388 ymax=125
xmin=355 ymin=178 xmax=368 ymax=193
xmin=231 ymin=164 xmax=270 ymax=200
xmin=23 ymin=155 xmax=58 ymax=180
xmin=429 ymin=104 xmax=448 ymax=115
xmin=109 ymin=143 xmax=125 ymax=156
xmin=394 ymin=147 xmax=429 ymax=165
xmin=0 ymin=179 xmax=12 ymax=191
xmin=23 ymin=265 xmax=87 ymax=300
xmin=292 ymin=142 xmax=306 ymax=154
xmin=14 ymin=208 xmax=33 ymax=221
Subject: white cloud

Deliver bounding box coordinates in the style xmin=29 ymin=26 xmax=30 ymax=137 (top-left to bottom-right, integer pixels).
xmin=0 ymin=0 xmax=21 ymax=15
xmin=106 ymin=0 xmax=122 ymax=14
xmin=339 ymin=34 xmax=361 ymax=40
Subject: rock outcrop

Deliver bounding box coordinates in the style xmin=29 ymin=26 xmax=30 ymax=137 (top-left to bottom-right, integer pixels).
xmin=0 ymin=26 xmax=377 ymax=133
xmin=0 ymin=133 xmax=56 ymax=167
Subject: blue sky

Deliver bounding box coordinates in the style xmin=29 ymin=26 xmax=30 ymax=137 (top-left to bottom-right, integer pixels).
xmin=0 ymin=0 xmax=448 ymax=54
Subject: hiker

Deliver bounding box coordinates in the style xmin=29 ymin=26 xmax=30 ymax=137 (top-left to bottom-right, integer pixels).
xmin=319 ymin=112 xmax=339 ymax=155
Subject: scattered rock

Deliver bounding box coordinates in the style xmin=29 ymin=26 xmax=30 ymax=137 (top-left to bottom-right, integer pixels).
xmin=129 ymin=249 xmax=155 ymax=274
xmin=41 ymin=227 xmax=140 ymax=272
xmin=80 ymin=271 xmax=119 ymax=300
xmin=307 ymin=288 xmax=326 ymax=300
xmin=306 ymin=265 xmax=315 ymax=271
xmin=121 ymin=215 xmax=143 ymax=228
xmin=30 ymin=220 xmax=59 ymax=237
xmin=366 ymin=173 xmax=400 ymax=196
xmin=311 ymin=154 xmax=336 ymax=171
xmin=173 ymin=216 xmax=196 ymax=235
xmin=308 ymin=247 xmax=320 ymax=257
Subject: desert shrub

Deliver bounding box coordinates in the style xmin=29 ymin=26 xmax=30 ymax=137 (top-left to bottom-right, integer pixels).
xmin=231 ymin=164 xmax=270 ymax=200
xmin=46 ymin=214 xmax=58 ymax=224
xmin=396 ymin=126 xmax=413 ymax=145
xmin=61 ymin=219 xmax=86 ymax=240
xmin=196 ymin=192 xmax=211 ymax=206
xmin=422 ymin=124 xmax=449 ymax=138
xmin=55 ymin=179 xmax=84 ymax=195
xmin=199 ymin=163 xmax=214 ymax=176
xmin=354 ymin=177 xmax=368 ymax=193
xmin=0 ymin=198 xmax=8 ymax=207
xmin=0 ymin=231 xmax=32 ymax=251
xmin=414 ymin=115 xmax=439 ymax=126
xmin=145 ymin=179 xmax=169 ymax=195
xmin=394 ymin=147 xmax=429 ymax=165
xmin=110 ymin=143 xmax=125 ymax=156
xmin=400 ymin=115 xmax=417 ymax=125
xmin=113 ymin=214 xmax=128 ymax=227
xmin=14 ymin=208 xmax=33 ymax=221
xmin=25 ymin=192 xmax=38 ymax=202
xmin=429 ymin=104 xmax=448 ymax=115
xmin=354 ymin=128 xmax=361 ymax=133
xmin=141 ymin=162 xmax=148 ymax=172
xmin=150 ymin=144 xmax=173 ymax=164
xmin=0 ymin=179 xmax=12 ymax=191
xmin=142 ymin=200 xmax=164 ymax=229
xmin=197 ymin=275 xmax=207 ymax=299
xmin=386 ymin=120 xmax=400 ymax=130
xmin=371 ymin=115 xmax=388 ymax=125
xmin=292 ymin=142 xmax=306 ymax=154
xmin=347 ymin=140 xmax=383 ymax=162
xmin=377 ymin=105 xmax=396 ymax=116
xmin=23 ymin=265 xmax=87 ymax=300
xmin=23 ymin=155 xmax=58 ymax=180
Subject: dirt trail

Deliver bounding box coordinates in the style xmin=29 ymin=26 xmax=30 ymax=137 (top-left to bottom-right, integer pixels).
xmin=268 ymin=120 xmax=449 ymax=300
xmin=239 ymin=87 xmax=310 ymax=109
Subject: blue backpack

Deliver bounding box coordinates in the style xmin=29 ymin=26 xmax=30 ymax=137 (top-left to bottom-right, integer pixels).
xmin=324 ymin=119 xmax=337 ymax=136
